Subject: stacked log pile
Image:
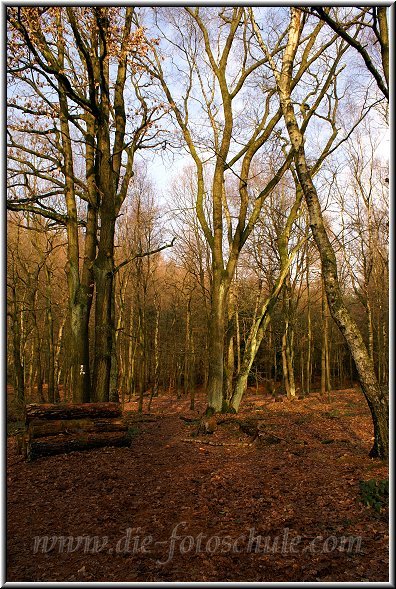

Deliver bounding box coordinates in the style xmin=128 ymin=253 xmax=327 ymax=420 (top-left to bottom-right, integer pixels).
xmin=19 ymin=403 xmax=130 ymax=460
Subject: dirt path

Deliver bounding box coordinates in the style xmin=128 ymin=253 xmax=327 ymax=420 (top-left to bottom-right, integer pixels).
xmin=7 ymin=389 xmax=388 ymax=582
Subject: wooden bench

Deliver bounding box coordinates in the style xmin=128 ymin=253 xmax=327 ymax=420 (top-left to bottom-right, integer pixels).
xmin=18 ymin=402 xmax=130 ymax=461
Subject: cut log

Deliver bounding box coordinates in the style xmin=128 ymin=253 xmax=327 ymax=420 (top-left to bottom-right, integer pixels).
xmin=28 ymin=418 xmax=127 ymax=439
xmin=26 ymin=431 xmax=131 ymax=461
xmin=25 ymin=402 xmax=121 ymax=424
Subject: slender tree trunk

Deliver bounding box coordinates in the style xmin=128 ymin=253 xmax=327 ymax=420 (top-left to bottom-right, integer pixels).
xmin=276 ymin=7 xmax=388 ymax=458
xmin=286 ymin=325 xmax=296 ymax=398
xmin=282 ymin=329 xmax=290 ymax=398
xmin=326 ymin=321 xmax=331 ymax=399
xmin=10 ymin=287 xmax=24 ymax=405
xmin=230 ymin=313 xmax=271 ymax=412
xmin=54 ymin=317 xmax=66 ymax=403
xmin=366 ymin=296 xmax=374 ymax=364
xmin=230 ymin=256 xmax=294 ymax=412
xmin=235 ymin=302 xmax=241 ymax=375
xmin=45 ymin=267 xmax=55 ymax=403
xmin=184 ymin=297 xmax=191 ymax=397
xmin=222 ymin=290 xmax=236 ymax=411
xmin=190 ymin=329 xmax=196 ymax=410
xmin=35 ymin=334 xmax=44 ymax=403
xmin=321 ymin=279 xmax=327 ymax=397
xmin=151 ymin=294 xmax=160 ymax=403
xmin=59 ymin=87 xmax=95 ymax=403
xmin=28 ymin=338 xmax=35 ymax=399
xmin=306 ymin=248 xmax=312 ymax=395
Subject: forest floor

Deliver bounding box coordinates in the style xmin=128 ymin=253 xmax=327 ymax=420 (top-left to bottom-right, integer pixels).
xmin=7 ymin=387 xmax=389 ymax=582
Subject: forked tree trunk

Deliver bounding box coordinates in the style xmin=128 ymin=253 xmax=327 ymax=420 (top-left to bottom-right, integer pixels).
xmin=229 ymin=240 xmax=299 ymax=412
xmin=230 ymin=314 xmax=271 ymax=413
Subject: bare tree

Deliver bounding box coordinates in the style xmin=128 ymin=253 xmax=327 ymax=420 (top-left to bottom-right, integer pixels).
xmin=7 ymin=7 xmax=164 ymax=401
xmin=252 ymin=7 xmax=388 ymax=458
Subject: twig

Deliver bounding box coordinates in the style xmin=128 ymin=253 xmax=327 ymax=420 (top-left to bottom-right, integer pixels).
xmin=180 ymin=438 xmax=249 ymax=447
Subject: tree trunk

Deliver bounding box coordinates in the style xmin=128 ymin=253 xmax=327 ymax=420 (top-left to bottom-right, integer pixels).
xmin=35 ymin=334 xmax=45 ymax=403
xmin=229 ymin=253 xmax=294 ymax=412
xmin=92 ymin=211 xmax=115 ymax=402
xmin=321 ymin=279 xmax=328 ymax=397
xmin=10 ymin=287 xmax=25 ymax=405
xmin=230 ymin=314 xmax=271 ymax=412
xmin=306 ymin=247 xmax=312 ymax=395
xmin=45 ymin=266 xmax=55 ymax=403
xmin=276 ymin=7 xmax=388 ymax=458
xmin=184 ymin=297 xmax=191 ymax=397
xmin=206 ymin=276 xmax=228 ymax=414
xmin=54 ymin=317 xmax=66 ymax=403
xmin=222 ymin=293 xmax=236 ymax=411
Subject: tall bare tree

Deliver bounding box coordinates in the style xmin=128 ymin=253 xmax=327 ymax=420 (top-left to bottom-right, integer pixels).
xmin=7 ymin=7 xmax=163 ymax=401
xmin=252 ymin=7 xmax=388 ymax=458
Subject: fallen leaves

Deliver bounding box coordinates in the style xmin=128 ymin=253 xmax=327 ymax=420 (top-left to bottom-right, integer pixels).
xmin=6 ymin=388 xmax=388 ymax=582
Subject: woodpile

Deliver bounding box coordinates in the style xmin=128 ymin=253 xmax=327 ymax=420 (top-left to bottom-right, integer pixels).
xmin=19 ymin=403 xmax=130 ymax=461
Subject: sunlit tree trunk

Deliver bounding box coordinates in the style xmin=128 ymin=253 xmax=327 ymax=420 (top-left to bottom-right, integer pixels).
xmin=269 ymin=7 xmax=388 ymax=458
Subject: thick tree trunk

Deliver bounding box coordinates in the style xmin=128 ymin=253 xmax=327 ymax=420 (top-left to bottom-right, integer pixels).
xmin=92 ymin=212 xmax=115 ymax=402
xmin=69 ymin=302 xmax=91 ymax=403
xmin=206 ymin=278 xmax=228 ymax=414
